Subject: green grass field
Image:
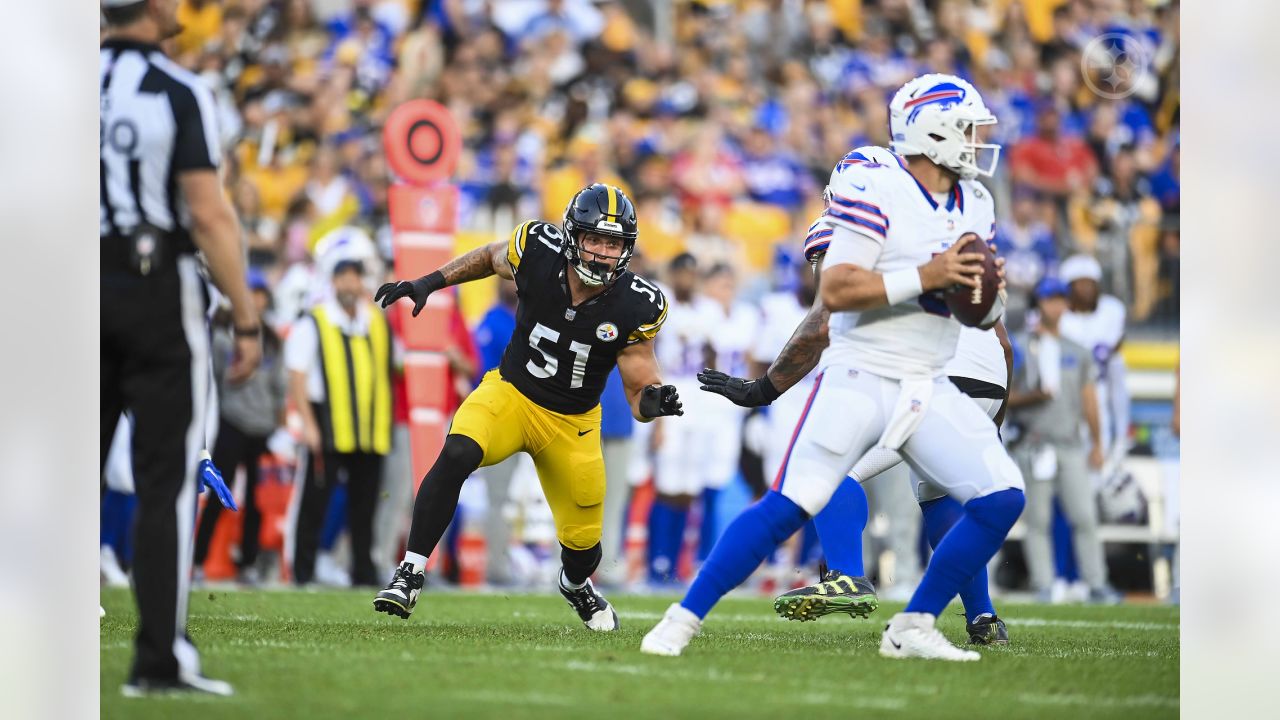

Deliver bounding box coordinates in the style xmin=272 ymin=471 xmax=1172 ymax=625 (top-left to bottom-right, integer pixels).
xmin=100 ymin=587 xmax=1178 ymax=719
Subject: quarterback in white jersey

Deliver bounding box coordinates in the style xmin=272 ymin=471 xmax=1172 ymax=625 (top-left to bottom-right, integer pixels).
xmin=645 ymin=74 xmax=1025 ymax=662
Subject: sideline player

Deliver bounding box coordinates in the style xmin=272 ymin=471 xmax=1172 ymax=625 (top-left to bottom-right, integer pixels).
xmin=373 ymin=184 xmax=683 ymax=631
xmin=642 ymin=75 xmax=1023 ymax=661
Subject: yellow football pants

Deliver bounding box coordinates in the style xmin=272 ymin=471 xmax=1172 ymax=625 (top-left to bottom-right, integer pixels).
xmin=449 ymin=370 xmax=606 ymax=550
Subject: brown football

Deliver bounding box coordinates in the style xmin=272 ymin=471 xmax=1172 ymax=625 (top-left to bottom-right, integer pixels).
xmin=943 ymin=233 xmax=1002 ymax=328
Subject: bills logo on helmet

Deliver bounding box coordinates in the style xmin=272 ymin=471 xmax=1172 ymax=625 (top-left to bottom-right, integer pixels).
xmin=904 ymin=82 xmax=967 ymax=124
xmin=596 ymin=322 xmax=619 ymax=342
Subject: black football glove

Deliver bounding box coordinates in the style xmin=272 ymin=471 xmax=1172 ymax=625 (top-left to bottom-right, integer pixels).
xmin=374 ymin=271 xmax=446 ymax=317
xmin=639 ymin=384 xmax=683 ymax=418
xmin=697 ymin=368 xmax=781 ymax=408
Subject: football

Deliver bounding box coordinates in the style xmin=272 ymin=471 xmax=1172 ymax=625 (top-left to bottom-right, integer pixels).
xmin=943 ymin=233 xmax=1004 ymax=328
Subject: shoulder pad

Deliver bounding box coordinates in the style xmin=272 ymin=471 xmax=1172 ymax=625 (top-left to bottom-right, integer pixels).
xmin=506 ymin=220 xmax=565 ymax=272
xmin=824 ymin=167 xmax=891 ymax=240
xmin=622 ymin=273 xmax=668 ymax=344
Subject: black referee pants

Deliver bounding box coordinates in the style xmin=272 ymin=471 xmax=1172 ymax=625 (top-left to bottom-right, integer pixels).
xmin=291 ymin=445 xmax=384 ymax=587
xmin=102 ymin=255 xmax=210 ymax=683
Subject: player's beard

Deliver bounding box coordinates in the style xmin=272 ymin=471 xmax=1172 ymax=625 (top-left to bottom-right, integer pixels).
xmin=336 ymin=290 xmax=360 ymax=312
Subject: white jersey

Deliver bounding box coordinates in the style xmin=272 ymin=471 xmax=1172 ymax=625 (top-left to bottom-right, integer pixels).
xmin=945 ymin=326 xmax=1006 ymax=388
xmin=698 ymin=297 xmax=759 ymax=383
xmin=653 ymin=293 xmax=711 ymax=384
xmin=752 ymin=289 xmax=817 ymax=410
xmin=1060 ymin=294 xmax=1129 ymax=452
xmin=1060 ymin=295 xmax=1126 ymax=375
xmin=816 ymin=154 xmax=997 ymax=379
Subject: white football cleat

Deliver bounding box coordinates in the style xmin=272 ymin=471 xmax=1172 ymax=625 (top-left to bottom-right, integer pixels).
xmin=880 ymin=612 xmax=980 ymax=662
xmin=558 ymin=572 xmax=619 ymax=632
xmin=101 ymin=545 xmax=130 ymax=588
xmin=641 ymin=603 xmax=702 ymax=656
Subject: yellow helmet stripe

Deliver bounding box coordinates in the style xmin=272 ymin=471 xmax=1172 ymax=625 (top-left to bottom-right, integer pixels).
xmin=606 ymin=185 xmax=618 ymax=216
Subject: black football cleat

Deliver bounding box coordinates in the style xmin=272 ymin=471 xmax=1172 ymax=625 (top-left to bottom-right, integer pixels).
xmin=966 ymin=613 xmax=1010 ymax=645
xmin=373 ymin=562 xmax=425 ymax=619
xmin=558 ymin=572 xmax=619 ymax=631
xmin=773 ymin=569 xmax=878 ymax=622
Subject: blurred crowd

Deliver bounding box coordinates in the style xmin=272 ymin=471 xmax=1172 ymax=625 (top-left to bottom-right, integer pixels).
xmin=101 ymin=0 xmax=1180 ymax=594
xmin=129 ymin=0 xmax=1179 ymax=333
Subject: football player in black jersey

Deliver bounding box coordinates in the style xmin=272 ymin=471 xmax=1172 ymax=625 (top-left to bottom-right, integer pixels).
xmin=371 ymin=183 xmax=682 ymax=631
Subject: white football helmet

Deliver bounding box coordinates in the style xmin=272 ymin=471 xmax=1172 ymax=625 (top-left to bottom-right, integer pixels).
xmin=889 ymin=74 xmax=1000 ymax=179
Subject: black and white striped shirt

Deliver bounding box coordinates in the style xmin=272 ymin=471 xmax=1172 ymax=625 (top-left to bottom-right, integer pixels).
xmin=99 ymin=39 xmax=221 ymax=242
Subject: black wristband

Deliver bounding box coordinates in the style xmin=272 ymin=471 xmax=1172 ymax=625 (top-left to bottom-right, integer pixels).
xmin=233 ymin=325 xmax=261 ymax=338
xmin=421 ymin=271 xmax=447 ymax=293
xmin=757 ymin=374 xmax=781 ymax=403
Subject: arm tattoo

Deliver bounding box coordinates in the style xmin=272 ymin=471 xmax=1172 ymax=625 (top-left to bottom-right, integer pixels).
xmin=439 ymin=245 xmax=498 ymax=286
xmin=765 ymin=303 xmax=830 ymax=393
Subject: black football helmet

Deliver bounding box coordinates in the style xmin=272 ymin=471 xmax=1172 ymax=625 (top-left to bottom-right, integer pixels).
xmin=562 ymin=183 xmax=638 ymax=287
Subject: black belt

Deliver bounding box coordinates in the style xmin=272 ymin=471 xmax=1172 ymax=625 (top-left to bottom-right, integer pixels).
xmin=101 ymin=231 xmax=194 ymax=275
xmin=948 ymin=375 xmax=1007 ymax=400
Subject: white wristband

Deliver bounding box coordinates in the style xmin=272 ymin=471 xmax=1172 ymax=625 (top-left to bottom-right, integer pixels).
xmin=882 ymin=268 xmax=924 ymax=305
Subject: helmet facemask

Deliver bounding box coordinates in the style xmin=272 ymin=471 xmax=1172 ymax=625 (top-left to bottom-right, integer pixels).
xmin=565 ymin=229 xmax=634 ymax=287
xmin=945 ymin=111 xmax=1001 ymax=179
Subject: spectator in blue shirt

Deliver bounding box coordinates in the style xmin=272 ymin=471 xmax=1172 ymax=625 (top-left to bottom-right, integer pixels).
xmin=471 ymin=278 xmax=520 ymax=585
xmin=597 ymin=367 xmax=635 ymax=588
xmin=740 ymin=125 xmax=813 ymax=216
xmin=1148 ymin=142 xmax=1179 ymax=213
xmin=473 ymin=278 xmax=518 ymax=380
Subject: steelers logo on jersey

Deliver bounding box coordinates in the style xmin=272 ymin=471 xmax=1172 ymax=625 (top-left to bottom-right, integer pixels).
xmin=596 ymin=322 xmax=619 ymax=342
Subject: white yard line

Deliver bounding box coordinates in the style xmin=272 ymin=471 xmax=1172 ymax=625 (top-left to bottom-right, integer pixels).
xmin=1016 ymin=692 xmax=1178 ymax=709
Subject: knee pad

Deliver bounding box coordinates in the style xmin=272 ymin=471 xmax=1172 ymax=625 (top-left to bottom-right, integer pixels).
xmin=559 ymin=523 xmax=602 ymax=551
xmin=965 ymin=488 xmax=1026 ymax=533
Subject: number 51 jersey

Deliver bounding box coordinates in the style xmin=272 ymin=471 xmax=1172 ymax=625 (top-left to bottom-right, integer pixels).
xmin=498 ymin=220 xmax=668 ymax=415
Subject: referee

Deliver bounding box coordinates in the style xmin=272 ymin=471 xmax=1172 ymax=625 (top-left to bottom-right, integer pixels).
xmin=101 ymin=0 xmax=260 ymax=697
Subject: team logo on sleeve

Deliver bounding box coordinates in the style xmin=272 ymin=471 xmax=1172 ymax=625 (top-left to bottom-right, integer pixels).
xmin=596 ymin=322 xmax=619 ymax=342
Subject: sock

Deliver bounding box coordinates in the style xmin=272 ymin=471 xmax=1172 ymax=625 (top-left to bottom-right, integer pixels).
xmin=1052 ymin=498 xmax=1079 ymax=583
xmin=811 ymin=476 xmax=868 ymax=576
xmin=919 ymin=496 xmax=996 ymax=622
xmin=906 ymin=489 xmax=1025 ymax=617
xmin=100 ymin=489 xmax=137 ymax=563
xmin=402 ymin=551 xmax=428 ymax=573
xmin=560 ymin=568 xmax=585 ymax=591
xmin=406 ymin=435 xmax=484 ymax=557
xmin=799 ymin=520 xmax=822 ymax=567
xmin=648 ymin=500 xmax=687 ymax=583
xmin=681 ymin=491 xmax=809 ymax=618
xmin=697 ymin=487 xmax=721 ymax=562
xmin=646 ymin=501 xmax=672 ymax=582
xmin=561 ymin=542 xmax=602 ymax=587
